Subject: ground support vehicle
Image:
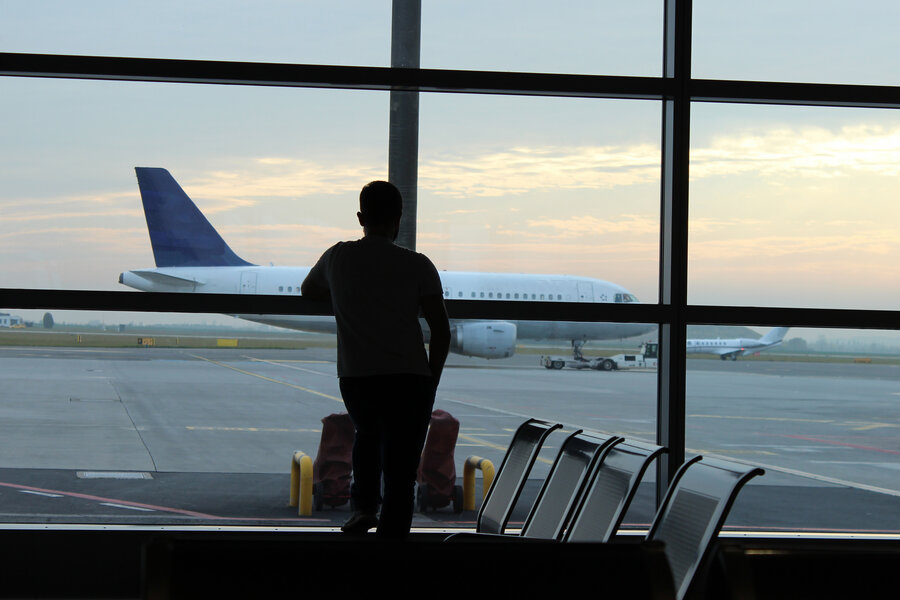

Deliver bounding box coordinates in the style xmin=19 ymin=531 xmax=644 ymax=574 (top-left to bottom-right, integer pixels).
xmin=541 ymin=342 xmax=658 ymax=371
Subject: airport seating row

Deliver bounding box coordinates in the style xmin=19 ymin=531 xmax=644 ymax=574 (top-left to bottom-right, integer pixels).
xmin=451 ymin=418 xmax=765 ymax=600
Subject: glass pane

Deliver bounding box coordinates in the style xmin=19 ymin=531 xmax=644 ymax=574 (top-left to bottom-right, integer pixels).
xmin=689 ymin=103 xmax=900 ymax=310
xmin=686 ymin=326 xmax=900 ymax=534
xmin=693 ymin=0 xmax=900 ymax=85
xmin=0 ymin=78 xmax=388 ymax=291
xmin=419 ymin=93 xmax=661 ymax=304
xmin=422 ymin=0 xmax=662 ymax=76
xmin=1 ymin=0 xmax=391 ymax=65
xmin=0 ymin=310 xmax=658 ymax=526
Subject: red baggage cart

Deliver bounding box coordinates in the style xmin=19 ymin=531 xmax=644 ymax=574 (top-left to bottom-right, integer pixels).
xmin=312 ymin=412 xmax=355 ymax=510
xmin=416 ymin=409 xmax=463 ymax=513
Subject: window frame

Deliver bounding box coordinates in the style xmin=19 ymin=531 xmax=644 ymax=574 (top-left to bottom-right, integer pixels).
xmin=1 ymin=0 xmax=899 ymax=513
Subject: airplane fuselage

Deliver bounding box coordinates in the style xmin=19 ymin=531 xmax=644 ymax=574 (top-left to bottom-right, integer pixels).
xmin=120 ymin=265 xmax=653 ymax=345
xmin=686 ymin=336 xmax=783 ymax=360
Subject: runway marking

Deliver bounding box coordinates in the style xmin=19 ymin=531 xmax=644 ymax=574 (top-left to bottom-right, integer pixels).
xmin=0 ymin=481 xmax=222 ymax=519
xmin=19 ymin=490 xmax=63 ymax=498
xmin=457 ymin=433 xmax=509 ymax=453
xmin=188 ymin=353 xmax=342 ymax=403
xmin=244 ymin=356 xmax=335 ymax=377
xmin=187 ymin=426 xmax=322 ymax=433
xmin=781 ymin=434 xmax=900 ymax=456
xmin=722 ymin=459 xmax=900 ymax=498
xmin=100 ymin=502 xmax=155 ymax=512
xmin=693 ymin=449 xmax=778 ymax=456
xmin=690 ymin=414 xmax=835 ymax=425
xmin=456 ymin=433 xmax=555 ymax=465
xmin=851 ymin=422 xmax=900 ymax=431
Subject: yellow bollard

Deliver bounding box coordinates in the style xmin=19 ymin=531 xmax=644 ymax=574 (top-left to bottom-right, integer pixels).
xmin=289 ymin=451 xmax=314 ymax=516
xmin=463 ymin=456 xmax=495 ymax=511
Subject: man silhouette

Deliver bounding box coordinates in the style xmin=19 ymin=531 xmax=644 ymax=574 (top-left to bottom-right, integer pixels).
xmin=301 ymin=181 xmax=450 ymax=539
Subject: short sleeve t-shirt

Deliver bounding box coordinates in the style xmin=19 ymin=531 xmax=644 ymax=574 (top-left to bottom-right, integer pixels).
xmin=304 ymin=236 xmax=443 ymax=378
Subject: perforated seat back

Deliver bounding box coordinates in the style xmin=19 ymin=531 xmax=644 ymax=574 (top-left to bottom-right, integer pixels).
xmin=646 ymin=456 xmax=764 ymax=600
xmin=564 ymin=440 xmax=666 ymax=543
xmin=476 ymin=419 xmax=562 ymax=534
xmin=520 ymin=431 xmax=620 ymax=540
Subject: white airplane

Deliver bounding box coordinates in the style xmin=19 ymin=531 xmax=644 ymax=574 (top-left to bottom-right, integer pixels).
xmin=119 ymin=167 xmax=655 ymax=359
xmin=686 ymin=327 xmax=790 ymax=361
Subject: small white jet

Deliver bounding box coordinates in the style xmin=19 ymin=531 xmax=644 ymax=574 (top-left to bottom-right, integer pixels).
xmin=686 ymin=327 xmax=790 ymax=361
xmin=119 ymin=168 xmax=655 ymax=359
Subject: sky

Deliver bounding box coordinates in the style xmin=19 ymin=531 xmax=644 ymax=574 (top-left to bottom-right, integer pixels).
xmin=1 ymin=1 xmax=899 ymax=339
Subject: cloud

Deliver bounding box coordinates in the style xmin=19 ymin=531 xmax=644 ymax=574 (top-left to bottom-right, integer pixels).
xmin=419 ymin=144 xmax=661 ymax=197
xmin=518 ymin=214 xmax=659 ymax=237
xmin=177 ymin=159 xmax=386 ymax=213
xmin=692 ymin=124 xmax=900 ymax=180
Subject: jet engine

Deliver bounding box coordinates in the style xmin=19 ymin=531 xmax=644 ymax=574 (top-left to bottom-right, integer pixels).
xmin=449 ymin=321 xmax=517 ymax=359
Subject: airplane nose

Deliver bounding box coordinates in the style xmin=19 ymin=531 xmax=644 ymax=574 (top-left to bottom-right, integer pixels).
xmin=118 ymin=272 xmax=124 ymax=284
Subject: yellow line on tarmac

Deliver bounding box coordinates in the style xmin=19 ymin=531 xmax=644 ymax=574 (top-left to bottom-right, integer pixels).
xmin=690 ymin=414 xmax=835 ymax=424
xmin=186 ymin=426 xmax=323 ymax=433
xmin=693 ymin=414 xmax=900 ymax=432
xmin=188 ymin=354 xmax=343 ymax=403
xmin=457 ymin=433 xmax=553 ymax=464
xmin=244 ymin=356 xmax=334 ymax=377
xmin=851 ymin=422 xmax=900 ymax=431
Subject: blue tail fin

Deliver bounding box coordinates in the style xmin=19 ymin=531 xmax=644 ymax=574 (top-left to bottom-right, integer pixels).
xmin=135 ymin=167 xmax=253 ymax=267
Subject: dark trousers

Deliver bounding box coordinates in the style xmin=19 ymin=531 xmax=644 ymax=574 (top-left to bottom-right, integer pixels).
xmin=339 ymin=374 xmax=435 ymax=538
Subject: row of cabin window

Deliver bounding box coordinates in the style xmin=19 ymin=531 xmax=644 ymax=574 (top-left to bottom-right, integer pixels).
xmin=278 ymin=285 xmax=302 ymax=293
xmin=444 ymin=290 xmax=564 ymax=301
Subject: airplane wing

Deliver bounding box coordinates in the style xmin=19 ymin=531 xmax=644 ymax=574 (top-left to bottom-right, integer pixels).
xmin=122 ymin=269 xmax=203 ymax=289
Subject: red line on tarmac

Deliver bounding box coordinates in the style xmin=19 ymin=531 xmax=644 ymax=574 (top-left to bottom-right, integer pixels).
xmin=782 ymin=434 xmax=900 ymax=456
xmin=0 ymin=480 xmax=222 ymax=519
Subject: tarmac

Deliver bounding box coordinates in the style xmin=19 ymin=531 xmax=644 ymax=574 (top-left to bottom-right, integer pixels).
xmin=0 ymin=344 xmax=898 ymax=533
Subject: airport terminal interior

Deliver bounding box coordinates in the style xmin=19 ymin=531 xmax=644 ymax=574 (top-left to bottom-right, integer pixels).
xmin=2 ymin=1 xmax=900 ymax=597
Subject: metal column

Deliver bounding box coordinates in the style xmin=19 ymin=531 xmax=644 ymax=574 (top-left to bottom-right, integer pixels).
xmin=389 ymin=0 xmax=421 ymax=251
xmin=657 ymin=0 xmax=692 ymax=503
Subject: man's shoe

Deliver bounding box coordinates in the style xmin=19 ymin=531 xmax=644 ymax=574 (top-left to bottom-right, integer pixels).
xmin=341 ymin=511 xmax=379 ymax=534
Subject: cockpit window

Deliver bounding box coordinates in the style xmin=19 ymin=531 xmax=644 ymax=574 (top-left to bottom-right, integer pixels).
xmin=614 ymin=293 xmax=640 ymax=303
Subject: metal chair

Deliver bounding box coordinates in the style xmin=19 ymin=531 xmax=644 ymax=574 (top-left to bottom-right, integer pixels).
xmin=475 ymin=418 xmax=562 ymax=534
xmin=518 ymin=430 xmax=622 ymax=540
xmin=646 ymin=456 xmax=765 ymax=600
xmin=563 ymin=439 xmax=667 ymax=543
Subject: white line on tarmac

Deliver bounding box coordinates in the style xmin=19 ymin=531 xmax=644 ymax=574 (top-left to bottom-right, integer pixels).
xmin=19 ymin=490 xmax=63 ymax=498
xmin=99 ymin=503 xmax=155 ymax=512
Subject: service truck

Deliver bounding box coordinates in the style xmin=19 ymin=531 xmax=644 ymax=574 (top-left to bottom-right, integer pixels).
xmin=541 ymin=342 xmax=658 ymax=371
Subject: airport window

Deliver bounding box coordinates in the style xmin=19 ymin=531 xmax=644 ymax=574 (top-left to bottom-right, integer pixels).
xmin=689 ymin=103 xmax=900 ymax=311
xmin=1 ymin=2 xmax=393 ymax=67
xmin=693 ymin=0 xmax=900 ymax=86
xmin=1 ymin=1 xmax=898 ymax=538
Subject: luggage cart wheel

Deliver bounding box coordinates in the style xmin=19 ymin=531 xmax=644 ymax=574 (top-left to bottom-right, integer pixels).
xmin=452 ymin=485 xmax=463 ymax=514
xmin=416 ymin=484 xmax=430 ymax=513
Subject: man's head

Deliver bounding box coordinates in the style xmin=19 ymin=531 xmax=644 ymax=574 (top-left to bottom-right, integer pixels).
xmin=358 ymin=180 xmax=402 ymax=238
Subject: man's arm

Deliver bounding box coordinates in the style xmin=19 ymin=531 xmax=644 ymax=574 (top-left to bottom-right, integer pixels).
xmin=421 ymin=293 xmax=450 ymax=388
xmin=300 ymin=255 xmax=331 ymax=301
